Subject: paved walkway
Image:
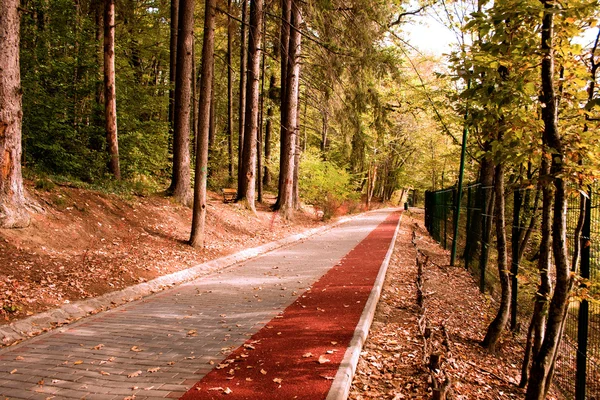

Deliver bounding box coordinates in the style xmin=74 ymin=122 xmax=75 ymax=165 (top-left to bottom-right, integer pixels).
xmin=0 ymin=209 xmax=401 ymax=400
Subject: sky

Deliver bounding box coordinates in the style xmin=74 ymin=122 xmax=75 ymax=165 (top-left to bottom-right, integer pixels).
xmin=404 ymin=15 xmax=456 ymax=58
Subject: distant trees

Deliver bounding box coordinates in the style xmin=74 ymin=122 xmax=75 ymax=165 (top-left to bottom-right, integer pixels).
xmin=0 ymin=0 xmax=29 ymax=228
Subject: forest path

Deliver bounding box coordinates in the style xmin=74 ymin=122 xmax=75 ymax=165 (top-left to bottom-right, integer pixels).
xmin=0 ymin=208 xmax=401 ymax=400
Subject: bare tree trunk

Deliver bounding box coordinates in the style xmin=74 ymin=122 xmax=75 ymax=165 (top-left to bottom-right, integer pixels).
xmin=482 ymin=162 xmax=510 ymax=352
xmin=257 ymin=30 xmax=266 ymax=203
xmin=236 ymin=0 xmax=248 ymax=198
xmin=238 ymin=0 xmax=263 ymax=212
xmin=168 ymin=0 xmax=194 ymax=205
xmin=104 ymin=0 xmax=120 ymax=179
xmin=227 ymin=0 xmax=234 ymax=179
xmin=277 ymin=0 xmax=301 ymax=219
xmin=263 ymin=75 xmax=274 ymax=187
xmin=520 ymin=160 xmax=553 ymax=388
xmin=274 ymin=0 xmax=291 ymax=209
xmin=168 ymin=0 xmax=178 ymax=128
xmin=190 ymin=0 xmax=216 ymax=248
xmin=0 ymin=0 xmax=30 ymax=228
xmin=526 ymin=3 xmax=573 ymax=397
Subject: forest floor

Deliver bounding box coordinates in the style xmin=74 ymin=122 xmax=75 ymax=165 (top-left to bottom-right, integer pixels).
xmin=0 ymin=181 xmax=327 ymax=323
xmin=349 ymin=209 xmax=563 ymax=400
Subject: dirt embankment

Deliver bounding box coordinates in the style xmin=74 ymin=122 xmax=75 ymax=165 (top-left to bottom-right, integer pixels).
xmin=0 ymin=183 xmax=323 ymax=323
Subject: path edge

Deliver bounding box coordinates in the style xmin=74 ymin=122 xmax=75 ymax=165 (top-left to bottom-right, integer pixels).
xmin=0 ymin=213 xmax=360 ymax=348
xmin=326 ymin=210 xmax=403 ymax=400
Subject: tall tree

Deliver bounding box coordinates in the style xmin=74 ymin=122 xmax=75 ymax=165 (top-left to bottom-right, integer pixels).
xmin=238 ymin=0 xmax=263 ymax=212
xmin=227 ymin=0 xmax=234 ymax=179
xmin=190 ymin=0 xmax=216 ymax=248
xmin=274 ymin=0 xmax=291 ymax=209
xmin=104 ymin=0 xmax=120 ymax=179
xmin=168 ymin=0 xmax=194 ymax=205
xmin=277 ymin=0 xmax=301 ymax=218
xmin=263 ymin=75 xmax=275 ymax=186
xmin=526 ymin=1 xmax=573 ymax=397
xmin=0 ymin=0 xmax=30 ymax=228
xmin=236 ymin=0 xmax=248 ymax=198
xmin=168 ymin=0 xmax=179 ymax=127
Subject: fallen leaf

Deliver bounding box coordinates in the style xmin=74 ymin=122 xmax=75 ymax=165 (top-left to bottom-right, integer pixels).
xmin=318 ymin=355 xmax=331 ymax=364
xmin=260 ymin=369 xmax=268 ymax=375
xmin=9 ymin=369 xmax=17 ymax=374
xmin=130 ymin=346 xmax=142 ymax=352
xmin=73 ymin=360 xmax=83 ymax=365
xmin=147 ymin=367 xmax=160 ymax=373
xmin=15 ymin=356 xmax=24 ymax=361
xmin=224 ymin=387 xmax=233 ymax=394
xmin=273 ymin=378 xmax=283 ymax=384
xmin=37 ymin=379 xmax=44 ymax=385
xmin=93 ymin=344 xmax=104 ymax=350
xmin=127 ymin=370 xmax=143 ymax=378
xmin=187 ymin=330 xmax=197 ymax=336
xmin=99 ymin=371 xmax=110 ymax=376
xmin=302 ymin=352 xmax=313 ymax=358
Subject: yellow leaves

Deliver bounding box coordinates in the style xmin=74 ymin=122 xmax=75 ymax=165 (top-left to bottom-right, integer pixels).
xmin=92 ymin=343 xmax=104 ymax=350
xmin=127 ymin=370 xmax=142 ymax=378
xmin=130 ymin=346 xmax=143 ymax=352
xmin=9 ymin=369 xmax=17 ymax=374
xmin=100 ymin=371 xmax=111 ymax=376
xmin=187 ymin=329 xmax=197 ymax=337
xmin=147 ymin=367 xmax=160 ymax=373
xmin=73 ymin=360 xmax=83 ymax=365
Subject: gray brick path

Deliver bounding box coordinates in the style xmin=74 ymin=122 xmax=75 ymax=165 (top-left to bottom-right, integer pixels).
xmin=0 ymin=210 xmax=393 ymax=400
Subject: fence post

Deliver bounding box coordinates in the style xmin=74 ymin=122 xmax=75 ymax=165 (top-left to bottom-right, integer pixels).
xmin=464 ymin=185 xmax=473 ymax=271
xmin=442 ymin=192 xmax=448 ymax=250
xmin=510 ymin=189 xmax=522 ymax=331
xmin=575 ymin=189 xmax=591 ymax=400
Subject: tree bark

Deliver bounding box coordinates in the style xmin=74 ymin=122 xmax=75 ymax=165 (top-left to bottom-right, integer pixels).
xmin=236 ymin=0 xmax=248 ymax=198
xmin=190 ymin=0 xmax=216 ymax=248
xmin=274 ymin=0 xmax=291 ymax=209
xmin=277 ymin=0 xmax=300 ymax=219
xmin=168 ymin=0 xmax=194 ymax=205
xmin=263 ymin=75 xmax=275 ymax=187
xmin=168 ymin=0 xmax=178 ymax=127
xmin=526 ymin=2 xmax=573 ymax=397
xmin=520 ymin=158 xmax=552 ymax=388
xmin=238 ymin=0 xmax=263 ymax=212
xmin=0 ymin=0 xmax=30 ymax=228
xmin=104 ymin=0 xmax=120 ymax=179
xmin=227 ymin=0 xmax=234 ymax=178
xmin=481 ymin=162 xmax=510 ymax=352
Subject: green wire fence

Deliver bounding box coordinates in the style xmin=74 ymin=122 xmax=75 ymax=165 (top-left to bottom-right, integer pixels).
xmin=424 ymin=183 xmax=599 ymax=400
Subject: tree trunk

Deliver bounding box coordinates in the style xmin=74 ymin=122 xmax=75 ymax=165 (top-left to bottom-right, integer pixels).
xmin=0 ymin=0 xmax=30 ymax=228
xmin=526 ymin=3 xmax=573 ymax=397
xmin=227 ymin=0 xmax=234 ymax=179
xmin=104 ymin=0 xmax=120 ymax=179
xmin=274 ymin=0 xmax=291 ymax=209
xmin=238 ymin=0 xmax=263 ymax=212
xmin=168 ymin=0 xmax=194 ymax=205
xmin=189 ymin=0 xmax=216 ymax=248
xmin=236 ymin=0 xmax=248 ymax=198
xmin=277 ymin=0 xmax=300 ymax=219
xmin=520 ymin=161 xmax=552 ymax=388
xmin=263 ymin=75 xmax=274 ymax=187
xmin=481 ymin=162 xmax=510 ymax=352
xmin=168 ymin=0 xmax=178 ymax=127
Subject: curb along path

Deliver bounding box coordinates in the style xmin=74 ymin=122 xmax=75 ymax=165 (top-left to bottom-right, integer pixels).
xmin=0 ymin=209 xmax=401 ymax=400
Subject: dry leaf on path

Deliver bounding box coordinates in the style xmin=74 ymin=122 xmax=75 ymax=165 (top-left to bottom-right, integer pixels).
xmin=318 ymin=355 xmax=331 ymax=364
xmin=130 ymin=346 xmax=142 ymax=352
xmin=127 ymin=370 xmax=142 ymax=378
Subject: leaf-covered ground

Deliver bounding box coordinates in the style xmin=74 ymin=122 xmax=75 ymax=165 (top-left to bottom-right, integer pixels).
xmin=0 ymin=182 xmax=324 ymax=323
xmin=350 ymin=209 xmax=562 ymax=400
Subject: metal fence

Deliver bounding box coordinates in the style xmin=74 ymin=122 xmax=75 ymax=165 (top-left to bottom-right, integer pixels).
xmin=424 ymin=183 xmax=600 ymax=400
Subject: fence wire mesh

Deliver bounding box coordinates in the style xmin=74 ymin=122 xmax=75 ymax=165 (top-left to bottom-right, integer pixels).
xmin=424 ymin=183 xmax=600 ymax=399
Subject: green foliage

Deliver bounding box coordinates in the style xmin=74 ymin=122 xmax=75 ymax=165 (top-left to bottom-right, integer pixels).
xmin=299 ymin=149 xmax=358 ymax=216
